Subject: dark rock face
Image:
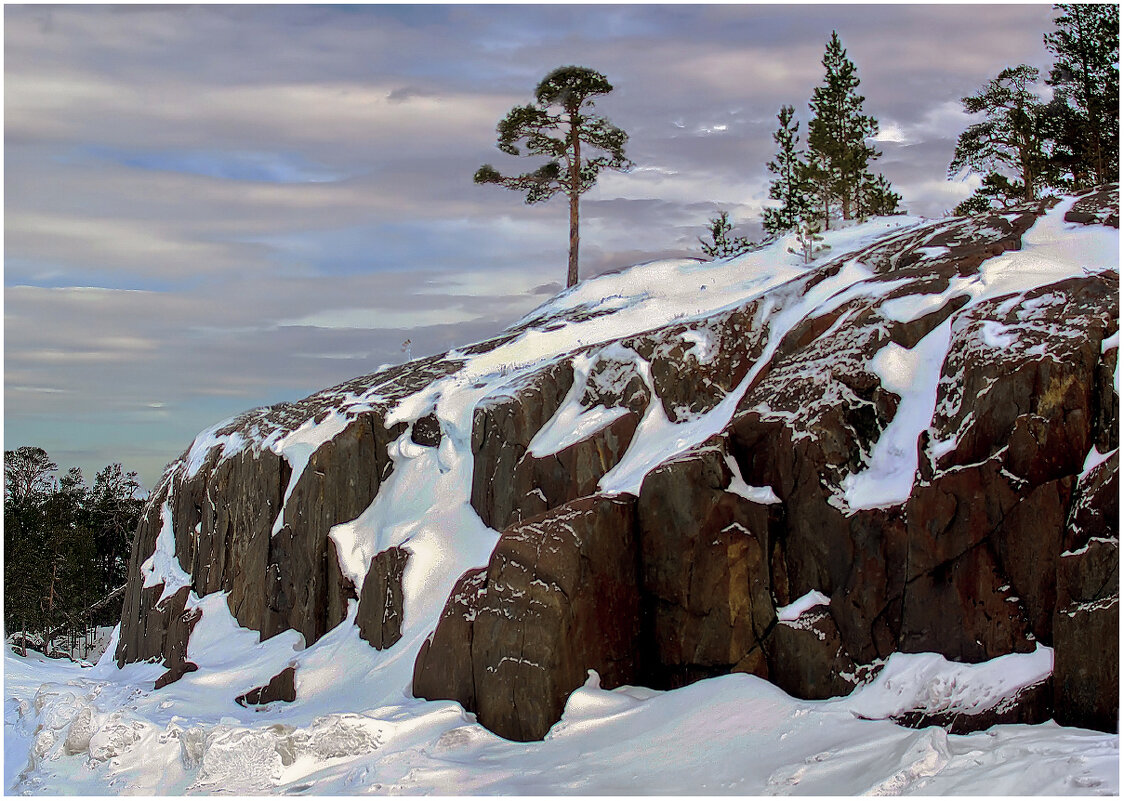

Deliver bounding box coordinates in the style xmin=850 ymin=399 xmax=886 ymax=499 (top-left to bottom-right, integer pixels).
xmin=765 ymin=607 xmax=858 ymax=701
xmin=356 ymin=546 xmax=409 ymax=650
xmin=236 ymin=665 xmax=297 ymax=707
xmin=623 ymin=304 xmax=767 ymax=422
xmin=414 ymin=495 xmax=641 ymax=741
xmin=635 ymin=438 xmax=775 ymax=686
xmin=470 ymin=359 xmax=575 ymax=530
xmin=1054 ymin=453 xmax=1119 ymax=733
xmin=149 ymin=587 xmax=202 ymax=690
xmin=116 ymin=353 xmax=456 ymax=671
xmin=415 ymin=192 xmax=1119 ymax=739
xmin=410 ymin=413 xmax=442 ymax=447
xmin=413 ymin=568 xmax=488 ymax=713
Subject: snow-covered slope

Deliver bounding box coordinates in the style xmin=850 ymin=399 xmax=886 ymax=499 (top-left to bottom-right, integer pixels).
xmin=6 ymin=187 xmax=1119 ymax=793
xmin=5 ymin=646 xmax=1117 ymax=794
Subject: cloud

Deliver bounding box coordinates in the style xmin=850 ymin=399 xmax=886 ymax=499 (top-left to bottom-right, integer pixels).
xmin=4 ymin=4 xmax=1064 ymax=487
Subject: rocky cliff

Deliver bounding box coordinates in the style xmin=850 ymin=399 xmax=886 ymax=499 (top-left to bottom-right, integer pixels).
xmin=117 ymin=186 xmax=1119 ymax=742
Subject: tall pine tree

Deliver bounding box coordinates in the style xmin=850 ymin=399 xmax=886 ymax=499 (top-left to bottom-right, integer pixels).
xmin=949 ymin=64 xmax=1051 ymax=208
xmin=475 ymin=66 xmax=631 ymax=288
xmin=1044 ymin=3 xmax=1119 ymax=187
xmin=763 ymin=105 xmax=813 ymax=236
xmin=807 ymin=31 xmax=883 ymax=227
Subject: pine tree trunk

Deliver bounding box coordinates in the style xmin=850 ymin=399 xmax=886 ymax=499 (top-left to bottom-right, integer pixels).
xmin=567 ymin=112 xmax=581 ymax=288
xmin=568 ymin=192 xmax=580 ymax=288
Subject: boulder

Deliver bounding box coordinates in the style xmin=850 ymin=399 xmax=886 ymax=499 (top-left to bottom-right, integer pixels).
xmin=414 ymin=495 xmax=641 ymax=741
xmin=356 ymin=547 xmax=409 ymax=650
xmin=236 ymin=665 xmax=297 ymax=707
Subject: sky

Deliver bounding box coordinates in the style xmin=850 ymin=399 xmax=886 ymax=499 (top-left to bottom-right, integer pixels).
xmin=4 ymin=3 xmax=1062 ymax=490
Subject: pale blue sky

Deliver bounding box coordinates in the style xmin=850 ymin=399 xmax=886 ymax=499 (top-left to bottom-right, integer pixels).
xmin=5 ymin=3 xmax=1058 ymax=488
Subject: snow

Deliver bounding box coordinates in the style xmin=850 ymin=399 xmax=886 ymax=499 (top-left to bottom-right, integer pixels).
xmin=723 ymin=453 xmax=781 ymax=505
xmin=139 ymin=502 xmax=192 ymax=605
xmin=526 ymin=352 xmax=631 ymax=457
xmin=6 ymin=645 xmax=1115 ymax=795
xmin=842 ymin=318 xmax=952 ymax=510
xmin=5 ymin=199 xmax=1118 ymax=795
xmin=880 ymin=291 xmax=947 ymax=323
xmin=183 ymin=418 xmax=248 ymax=480
xmin=776 ymin=590 xmax=831 ymax=621
xmin=1081 ymin=445 xmax=1117 ymax=476
xmin=844 ymin=645 xmax=1054 ymax=720
xmin=680 ymin=326 xmax=717 ymax=364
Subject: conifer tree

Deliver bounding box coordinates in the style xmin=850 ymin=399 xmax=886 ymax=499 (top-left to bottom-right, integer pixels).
xmin=475 ymin=66 xmax=631 ymax=288
xmin=4 ymin=448 xmax=143 ymax=653
xmin=949 ymin=64 xmax=1051 ymax=208
xmin=763 ymin=105 xmax=813 ymax=236
xmin=699 ymin=211 xmax=753 ymax=259
xmin=1044 ymin=3 xmax=1119 ymax=187
xmin=807 ymin=31 xmax=882 ymax=226
xmin=952 ymin=172 xmax=1024 ymax=216
xmin=788 ymin=219 xmax=830 ymax=265
xmin=857 ymin=172 xmax=902 ymax=217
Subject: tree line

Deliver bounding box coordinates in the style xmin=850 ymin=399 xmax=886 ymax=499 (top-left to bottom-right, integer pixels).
xmin=951 ymin=3 xmax=1118 ymax=213
xmin=476 ymin=4 xmax=1118 ymax=281
xmin=4 ymin=446 xmax=144 ymax=658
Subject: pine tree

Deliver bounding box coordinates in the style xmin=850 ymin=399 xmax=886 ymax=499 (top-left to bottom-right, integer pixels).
xmin=807 ymin=31 xmax=882 ymax=227
xmin=949 ymin=64 xmax=1051 ymax=207
xmin=4 ymin=449 xmax=143 ymax=653
xmin=475 ymin=66 xmax=631 ymax=288
xmin=699 ymin=211 xmax=753 ymax=259
xmin=857 ymin=172 xmax=902 ymax=217
xmin=787 ymin=218 xmax=830 ymax=265
xmin=1044 ymin=3 xmax=1119 ymax=187
xmin=88 ymin=464 xmax=143 ymax=609
xmin=952 ymin=172 xmax=1025 ymax=216
xmin=763 ymin=105 xmax=814 ymax=236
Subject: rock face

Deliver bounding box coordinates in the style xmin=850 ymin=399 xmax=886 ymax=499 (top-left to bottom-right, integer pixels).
xmin=118 ymin=187 xmax=1118 ymax=742
xmin=414 ymin=189 xmax=1120 ymax=739
xmin=116 ymin=352 xmax=468 ymax=666
xmin=355 ymin=546 xmax=409 ymax=650
xmin=417 ymin=495 xmax=641 ymax=741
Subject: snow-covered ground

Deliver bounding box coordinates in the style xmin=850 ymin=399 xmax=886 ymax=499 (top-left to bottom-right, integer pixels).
xmin=5 ymin=198 xmax=1118 ymax=794
xmin=5 ymin=646 xmax=1117 ymax=794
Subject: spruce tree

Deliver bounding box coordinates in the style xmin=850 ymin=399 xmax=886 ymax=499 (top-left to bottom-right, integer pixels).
xmin=857 ymin=172 xmax=902 ymax=217
xmin=807 ymin=31 xmax=882 ymax=226
xmin=475 ymin=66 xmax=631 ymax=288
xmin=763 ymin=105 xmax=813 ymax=236
xmin=949 ymin=64 xmax=1051 ymax=207
xmin=1044 ymin=3 xmax=1119 ymax=187
xmin=699 ymin=211 xmax=753 ymax=260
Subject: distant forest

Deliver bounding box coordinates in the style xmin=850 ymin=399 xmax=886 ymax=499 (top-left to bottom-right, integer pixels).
xmin=4 ymin=446 xmax=144 ymax=658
